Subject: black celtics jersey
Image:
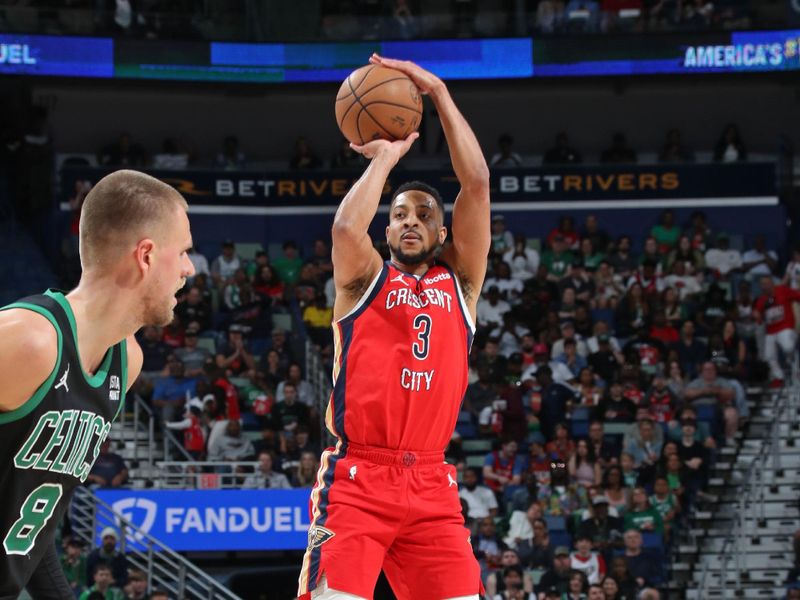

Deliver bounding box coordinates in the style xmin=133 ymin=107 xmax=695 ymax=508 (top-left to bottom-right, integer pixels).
xmin=0 ymin=290 xmax=127 ymax=597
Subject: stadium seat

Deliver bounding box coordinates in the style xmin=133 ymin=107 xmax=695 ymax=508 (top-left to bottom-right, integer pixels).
xmin=273 ymin=313 xmax=293 ymax=332
xmin=241 ymin=412 xmax=261 ymax=430
xmin=545 ymin=515 xmax=566 ymax=531
xmin=196 ymin=337 xmax=216 ymax=354
xmin=642 ymin=532 xmax=663 ymax=549
xmin=572 ymin=407 xmax=592 ymax=421
xmin=603 ymin=422 xmax=631 ymax=436
xmin=456 ymin=423 xmax=478 ymax=439
xmin=695 ymin=404 xmax=716 ymax=423
xmin=229 ymin=376 xmax=250 ymax=389
xmin=590 ymin=308 xmax=615 ymax=330
xmin=236 ymin=242 xmax=264 ymax=261
xmin=529 ymin=568 xmax=546 ymax=586
xmin=571 ymin=420 xmax=589 ymax=438
xmin=465 ymin=455 xmax=485 ymax=468
xmin=549 ymin=530 xmax=572 ymax=549
xmin=503 ymin=485 xmax=524 ymax=506
xmin=267 ymin=243 xmax=283 ymax=262
xmin=457 ymin=410 xmax=472 ymax=423
xmin=462 ymin=439 xmax=492 ymax=453
xmin=248 ymin=336 xmax=270 ymax=357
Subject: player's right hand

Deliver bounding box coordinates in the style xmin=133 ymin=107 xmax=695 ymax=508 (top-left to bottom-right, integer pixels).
xmin=350 ymin=132 xmax=419 ymax=163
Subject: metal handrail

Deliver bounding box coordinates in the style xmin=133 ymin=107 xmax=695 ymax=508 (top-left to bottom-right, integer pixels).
xmin=152 ymin=460 xmax=265 ymax=489
xmin=71 ymin=487 xmax=241 ymax=600
xmin=305 ymin=339 xmax=334 ymax=449
xmin=695 ymin=384 xmax=797 ymax=595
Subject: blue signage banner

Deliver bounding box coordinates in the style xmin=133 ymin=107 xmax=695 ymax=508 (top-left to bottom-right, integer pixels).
xmin=4 ymin=31 xmax=800 ymax=82
xmin=61 ymin=163 xmax=776 ymax=213
xmin=533 ymin=29 xmax=800 ymax=77
xmin=209 ymin=38 xmax=533 ymax=82
xmin=95 ymin=489 xmax=311 ymax=551
xmin=0 ymin=34 xmax=113 ymax=77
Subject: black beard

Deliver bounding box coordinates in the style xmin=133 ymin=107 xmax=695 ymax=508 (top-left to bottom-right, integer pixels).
xmin=389 ymin=239 xmax=440 ymax=266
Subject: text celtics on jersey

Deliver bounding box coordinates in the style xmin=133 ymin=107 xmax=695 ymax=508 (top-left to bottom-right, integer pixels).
xmin=13 ymin=410 xmax=112 ymax=483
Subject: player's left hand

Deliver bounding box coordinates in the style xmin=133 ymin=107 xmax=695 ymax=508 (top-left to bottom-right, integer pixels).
xmin=350 ymin=132 xmax=419 ymax=163
xmin=369 ymin=53 xmax=444 ymax=95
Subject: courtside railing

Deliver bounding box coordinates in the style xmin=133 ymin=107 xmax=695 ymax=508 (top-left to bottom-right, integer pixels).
xmin=152 ymin=460 xmax=259 ymax=489
xmin=71 ymin=486 xmax=241 ymax=600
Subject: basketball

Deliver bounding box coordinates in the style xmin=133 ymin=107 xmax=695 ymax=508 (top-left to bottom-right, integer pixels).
xmin=335 ymin=64 xmax=423 ymax=146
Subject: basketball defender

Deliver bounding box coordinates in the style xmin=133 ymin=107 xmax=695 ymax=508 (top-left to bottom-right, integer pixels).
xmin=0 ymin=171 xmax=194 ymax=598
xmin=297 ymin=55 xmax=490 ymax=600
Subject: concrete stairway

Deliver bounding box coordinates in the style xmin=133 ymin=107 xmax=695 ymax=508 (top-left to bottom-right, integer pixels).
xmin=685 ymin=387 xmax=800 ymax=599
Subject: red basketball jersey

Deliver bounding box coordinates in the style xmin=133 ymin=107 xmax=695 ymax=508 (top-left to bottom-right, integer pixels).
xmin=327 ymin=261 xmax=475 ymax=452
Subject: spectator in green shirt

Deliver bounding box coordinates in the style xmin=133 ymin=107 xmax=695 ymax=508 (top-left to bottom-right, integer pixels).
xmin=650 ymin=209 xmax=681 ymax=254
xmin=245 ymin=250 xmax=269 ymax=278
xmin=61 ymin=538 xmax=87 ymax=594
xmin=79 ymin=564 xmax=124 ymax=600
xmin=272 ymin=241 xmax=303 ymax=285
xmin=623 ymin=487 xmax=664 ymax=534
xmin=542 ymin=235 xmax=575 ymax=282
xmin=650 ymin=476 xmax=681 ymax=543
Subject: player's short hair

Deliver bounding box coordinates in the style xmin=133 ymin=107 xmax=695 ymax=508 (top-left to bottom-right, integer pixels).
xmin=390 ymin=181 xmax=445 ymax=220
xmin=93 ymin=563 xmax=112 ymax=575
xmin=79 ymin=170 xmax=187 ymax=271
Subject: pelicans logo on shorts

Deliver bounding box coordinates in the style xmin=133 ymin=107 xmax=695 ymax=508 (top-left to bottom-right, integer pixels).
xmin=307 ymin=525 xmax=335 ymax=550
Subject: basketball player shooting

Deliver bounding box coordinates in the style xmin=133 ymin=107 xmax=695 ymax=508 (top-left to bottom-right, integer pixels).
xmin=297 ymin=54 xmax=490 ymax=600
xmin=0 ymin=171 xmax=194 ymax=599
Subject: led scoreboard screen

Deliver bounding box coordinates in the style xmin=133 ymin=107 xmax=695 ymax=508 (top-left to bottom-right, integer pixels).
xmin=1 ymin=31 xmax=798 ymax=82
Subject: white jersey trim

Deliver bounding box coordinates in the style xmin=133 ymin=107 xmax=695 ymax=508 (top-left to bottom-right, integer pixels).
xmin=451 ymin=272 xmax=477 ymax=335
xmin=335 ymin=265 xmax=386 ymax=324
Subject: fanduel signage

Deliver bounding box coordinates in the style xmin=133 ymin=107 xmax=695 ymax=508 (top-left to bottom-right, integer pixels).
xmin=96 ymin=489 xmax=311 ymax=551
xmin=0 ymin=44 xmax=36 ymax=65
xmin=0 ymin=34 xmax=112 ymax=77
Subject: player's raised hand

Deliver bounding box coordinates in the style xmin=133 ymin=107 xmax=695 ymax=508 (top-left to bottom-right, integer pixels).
xmin=369 ymin=53 xmax=444 ymax=95
xmin=350 ymin=131 xmax=418 ymax=162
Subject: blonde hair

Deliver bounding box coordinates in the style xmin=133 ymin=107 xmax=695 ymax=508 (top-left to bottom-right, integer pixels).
xmin=79 ymin=170 xmax=187 ymax=270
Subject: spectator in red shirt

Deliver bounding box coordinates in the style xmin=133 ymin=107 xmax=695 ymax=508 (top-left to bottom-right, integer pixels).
xmin=165 ymin=398 xmax=206 ymax=459
xmin=644 ymin=374 xmax=678 ymax=424
xmin=547 ymin=216 xmax=580 ymax=252
xmin=650 ymin=311 xmax=679 ymax=346
xmin=546 ymin=422 xmax=577 ymax=462
xmin=483 ymin=436 xmax=524 ymax=493
xmin=754 ymin=276 xmax=800 ymax=385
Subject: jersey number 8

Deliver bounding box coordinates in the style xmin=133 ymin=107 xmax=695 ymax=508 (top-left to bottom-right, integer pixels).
xmin=3 ymin=483 xmax=63 ymax=555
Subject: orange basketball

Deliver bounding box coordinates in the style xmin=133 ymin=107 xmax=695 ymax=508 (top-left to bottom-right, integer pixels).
xmin=335 ymin=65 xmax=423 ymax=146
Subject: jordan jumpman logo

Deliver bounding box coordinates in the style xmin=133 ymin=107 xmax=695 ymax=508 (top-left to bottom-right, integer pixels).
xmin=55 ymin=363 xmax=70 ymax=393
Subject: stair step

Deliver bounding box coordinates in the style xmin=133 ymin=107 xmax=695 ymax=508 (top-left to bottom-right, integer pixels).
xmin=695 ymin=554 xmax=792 ymax=570
xmin=705 ymin=503 xmax=798 ymax=518
xmin=108 ymin=429 xmax=151 ymax=441
xmin=699 ymin=538 xmax=793 ymax=553
xmin=686 ymin=587 xmax=782 ymax=599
